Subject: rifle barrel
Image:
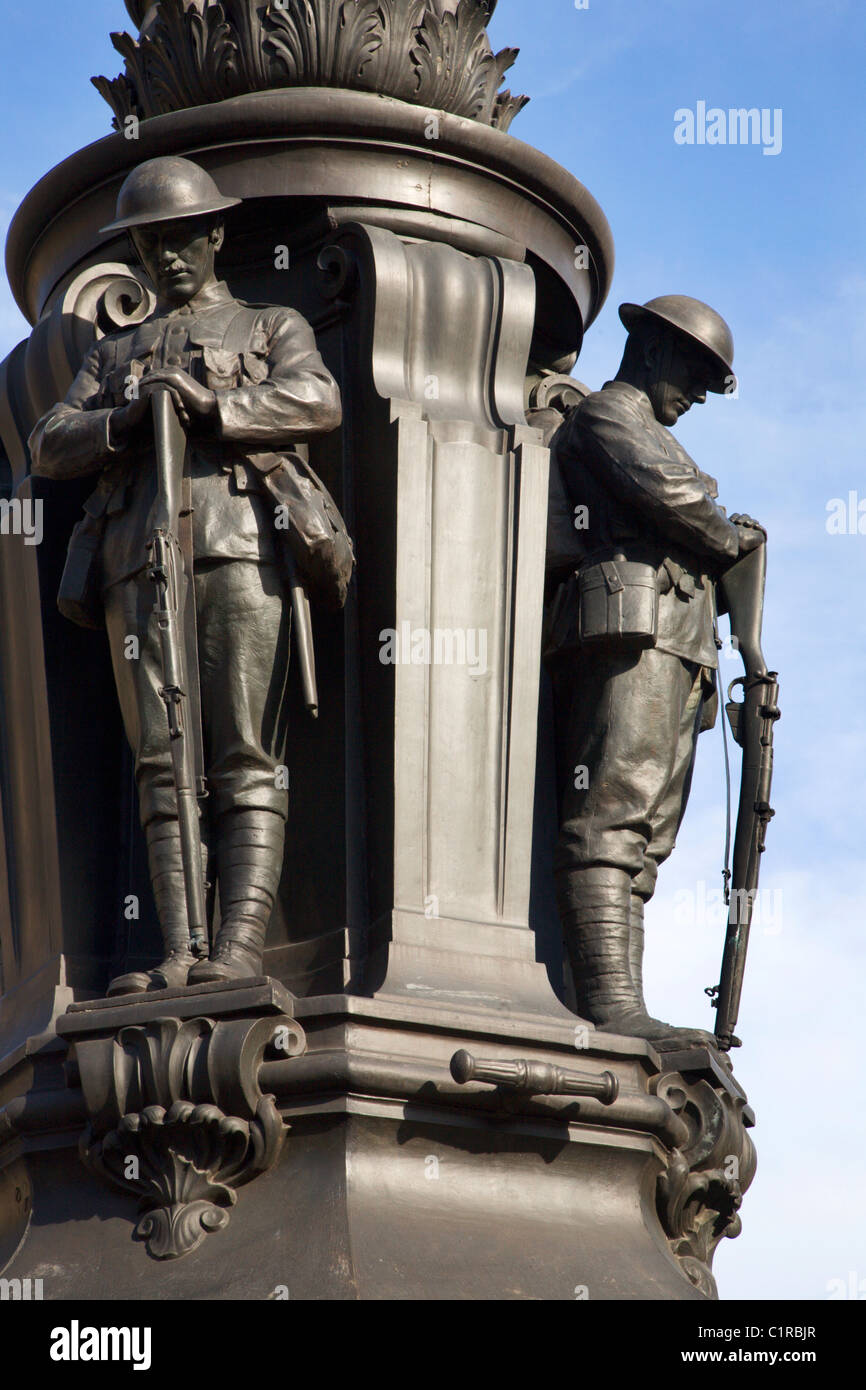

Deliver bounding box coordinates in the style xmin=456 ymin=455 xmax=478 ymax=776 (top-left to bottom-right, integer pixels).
xmin=150 ymin=389 xmax=208 ymax=956
xmin=714 ymin=670 xmax=779 ymax=1047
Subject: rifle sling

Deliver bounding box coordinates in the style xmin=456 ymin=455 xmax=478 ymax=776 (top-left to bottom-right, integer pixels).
xmin=720 ymin=675 xmax=733 ymax=906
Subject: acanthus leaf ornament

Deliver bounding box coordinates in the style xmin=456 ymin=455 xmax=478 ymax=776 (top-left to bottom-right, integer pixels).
xmin=92 ymin=0 xmax=528 ymax=132
xmin=264 ymin=0 xmax=385 ymax=88
xmin=411 ymin=0 xmax=520 ymax=124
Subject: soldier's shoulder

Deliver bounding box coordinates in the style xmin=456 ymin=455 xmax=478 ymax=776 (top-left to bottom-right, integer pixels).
xmin=237 ymin=301 xmax=318 ymax=350
xmin=239 ymin=300 xmax=312 ymax=330
xmin=565 ymin=382 xmax=630 ymax=434
xmin=582 ymin=382 xmax=644 ymax=418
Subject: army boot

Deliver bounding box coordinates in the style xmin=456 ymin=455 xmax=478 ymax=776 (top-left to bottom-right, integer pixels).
xmin=560 ymin=869 xmax=714 ymax=1045
xmin=188 ymin=809 xmax=284 ymax=984
xmin=628 ymin=894 xmax=647 ymax=1002
xmin=107 ymin=818 xmax=203 ymax=996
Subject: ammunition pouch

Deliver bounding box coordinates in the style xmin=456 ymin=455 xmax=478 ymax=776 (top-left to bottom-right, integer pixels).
xmin=254 ymin=452 xmax=355 ymax=613
xmin=542 ymin=556 xmax=660 ymax=662
xmin=57 ymin=507 xmax=107 ymax=630
xmin=577 ymin=556 xmax=658 ymax=650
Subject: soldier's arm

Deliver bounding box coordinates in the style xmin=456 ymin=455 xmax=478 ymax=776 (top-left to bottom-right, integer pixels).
xmin=29 ymin=342 xmax=123 ymax=480
xmin=564 ymin=395 xmax=739 ymax=565
xmin=214 ymin=308 xmax=341 ymax=446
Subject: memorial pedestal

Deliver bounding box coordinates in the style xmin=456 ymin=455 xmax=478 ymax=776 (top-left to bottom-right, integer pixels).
xmin=1 ymin=985 xmax=753 ymax=1300
xmin=0 ymin=1 xmax=756 ymax=1301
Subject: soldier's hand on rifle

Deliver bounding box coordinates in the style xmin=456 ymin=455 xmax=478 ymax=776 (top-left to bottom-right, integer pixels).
xmin=140 ymin=369 xmax=217 ymax=429
xmin=730 ymin=513 xmax=766 ymax=555
xmin=109 ymin=391 xmax=152 ymax=446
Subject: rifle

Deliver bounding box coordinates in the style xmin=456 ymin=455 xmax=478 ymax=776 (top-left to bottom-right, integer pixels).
xmin=146 ymin=387 xmax=208 ymax=959
xmin=709 ymin=540 xmax=781 ymax=1049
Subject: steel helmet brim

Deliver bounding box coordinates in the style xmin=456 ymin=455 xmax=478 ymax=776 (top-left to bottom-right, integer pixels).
xmin=619 ymin=300 xmax=736 ymax=394
xmin=100 ymin=194 xmax=241 ymax=235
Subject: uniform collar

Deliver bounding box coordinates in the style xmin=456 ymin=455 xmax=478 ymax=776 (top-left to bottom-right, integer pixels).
xmin=135 ymin=282 xmax=241 ymax=351
xmin=154 ymin=279 xmax=236 ymax=319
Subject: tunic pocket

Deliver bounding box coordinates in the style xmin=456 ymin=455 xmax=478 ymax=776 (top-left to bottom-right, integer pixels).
xmin=202 ymin=346 xmax=242 ymax=389
xmin=241 ymin=350 xmax=269 ymax=384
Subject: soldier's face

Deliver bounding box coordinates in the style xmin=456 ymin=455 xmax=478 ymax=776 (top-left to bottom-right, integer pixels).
xmin=130 ymin=217 xmax=224 ymax=305
xmin=646 ymin=334 xmax=713 ymax=426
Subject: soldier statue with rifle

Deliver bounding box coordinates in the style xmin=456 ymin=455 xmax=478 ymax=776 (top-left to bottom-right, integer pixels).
xmin=547 ymin=294 xmax=778 ymax=1048
xmin=30 ymin=156 xmax=351 ymax=997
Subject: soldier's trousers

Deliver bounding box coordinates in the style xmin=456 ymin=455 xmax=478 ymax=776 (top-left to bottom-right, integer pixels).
xmin=104 ymin=558 xmax=291 ymax=830
xmin=554 ymin=647 xmax=707 ymax=921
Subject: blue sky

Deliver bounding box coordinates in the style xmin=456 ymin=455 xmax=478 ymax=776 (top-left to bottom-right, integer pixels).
xmin=2 ymin=0 xmax=865 ymax=1300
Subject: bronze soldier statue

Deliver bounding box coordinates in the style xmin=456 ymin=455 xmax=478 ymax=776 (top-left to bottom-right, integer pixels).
xmin=549 ymin=295 xmax=765 ymax=1044
xmin=30 ymin=156 xmax=347 ymax=996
